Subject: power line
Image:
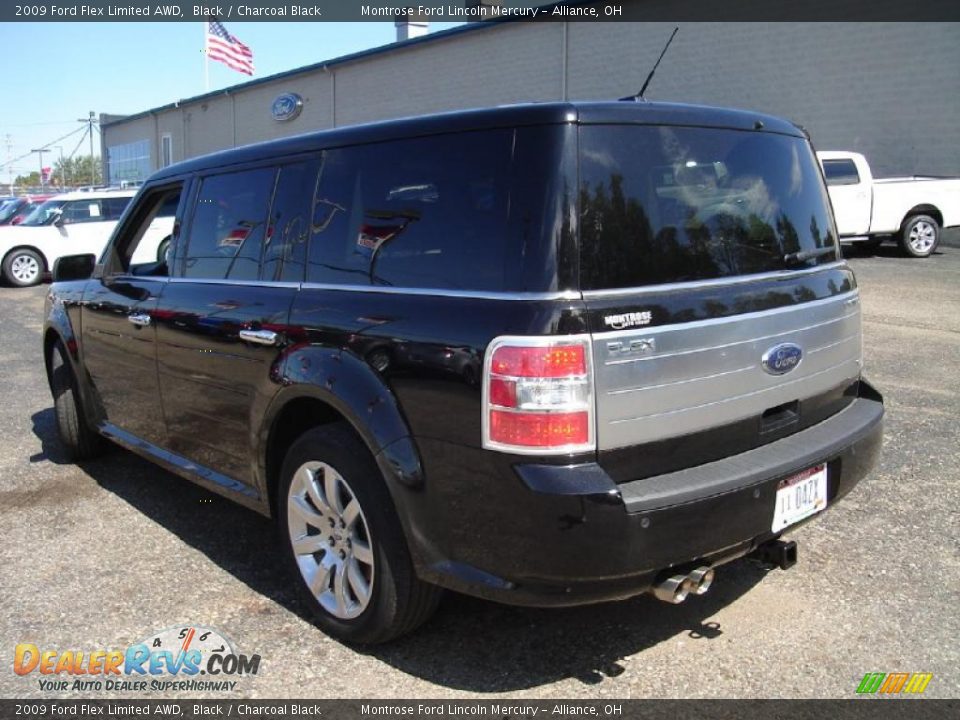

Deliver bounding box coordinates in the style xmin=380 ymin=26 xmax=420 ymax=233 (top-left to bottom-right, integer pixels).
xmin=66 ymin=126 xmax=89 ymax=161
xmin=0 ymin=125 xmax=86 ymax=173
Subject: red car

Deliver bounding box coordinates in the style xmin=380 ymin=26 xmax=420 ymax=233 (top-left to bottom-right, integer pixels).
xmin=0 ymin=195 xmax=53 ymax=226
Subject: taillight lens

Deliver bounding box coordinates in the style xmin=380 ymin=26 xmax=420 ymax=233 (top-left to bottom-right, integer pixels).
xmin=482 ymin=336 xmax=594 ymax=454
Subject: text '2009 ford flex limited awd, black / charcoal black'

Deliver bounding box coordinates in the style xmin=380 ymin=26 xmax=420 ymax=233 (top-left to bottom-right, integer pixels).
xmin=43 ymin=101 xmax=883 ymax=643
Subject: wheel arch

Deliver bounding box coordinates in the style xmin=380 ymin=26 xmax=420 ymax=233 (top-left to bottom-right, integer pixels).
xmin=3 ymin=244 xmax=51 ymax=275
xmin=901 ymin=205 xmax=943 ymax=229
xmin=258 ymin=347 xmax=424 ymax=524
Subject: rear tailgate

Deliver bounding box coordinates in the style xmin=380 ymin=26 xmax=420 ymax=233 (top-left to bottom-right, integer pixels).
xmin=583 ymin=266 xmax=862 ymax=482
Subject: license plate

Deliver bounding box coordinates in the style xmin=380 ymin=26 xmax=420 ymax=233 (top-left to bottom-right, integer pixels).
xmin=771 ymin=464 xmax=828 ymax=532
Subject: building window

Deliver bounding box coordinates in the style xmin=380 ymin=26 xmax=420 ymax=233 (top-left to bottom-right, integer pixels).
xmin=107 ymin=140 xmax=151 ymax=185
xmin=161 ymin=134 xmax=173 ymax=168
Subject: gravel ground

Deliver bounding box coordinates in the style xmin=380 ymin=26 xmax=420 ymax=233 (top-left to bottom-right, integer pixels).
xmin=0 ymin=242 xmax=957 ymax=700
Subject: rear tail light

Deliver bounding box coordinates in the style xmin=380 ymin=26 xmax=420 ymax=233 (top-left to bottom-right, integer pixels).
xmin=482 ymin=335 xmax=595 ymax=454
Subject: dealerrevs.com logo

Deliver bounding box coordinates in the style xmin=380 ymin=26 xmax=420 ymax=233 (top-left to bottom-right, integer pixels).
xmin=14 ymin=625 xmax=261 ymax=693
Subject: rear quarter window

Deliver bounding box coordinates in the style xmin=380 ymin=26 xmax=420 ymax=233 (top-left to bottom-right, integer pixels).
xmin=306 ymin=127 xmax=573 ymax=293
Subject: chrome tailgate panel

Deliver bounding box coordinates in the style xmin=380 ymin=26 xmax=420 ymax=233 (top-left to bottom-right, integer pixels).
xmin=592 ymin=292 xmax=862 ymax=450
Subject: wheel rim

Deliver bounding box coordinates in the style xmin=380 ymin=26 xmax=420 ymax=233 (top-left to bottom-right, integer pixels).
xmin=909 ymin=221 xmax=936 ymax=254
xmin=287 ymin=461 xmax=374 ymax=619
xmin=11 ymin=254 xmax=40 ymax=283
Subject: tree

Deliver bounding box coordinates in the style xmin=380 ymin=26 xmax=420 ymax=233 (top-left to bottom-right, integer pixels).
xmin=13 ymin=171 xmax=40 ymax=189
xmin=52 ymin=155 xmax=102 ymax=188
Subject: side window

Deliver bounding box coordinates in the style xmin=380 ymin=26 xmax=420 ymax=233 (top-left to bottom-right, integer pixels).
xmin=181 ymin=168 xmax=276 ymax=281
xmin=102 ymin=185 xmax=183 ymax=276
xmin=261 ymin=160 xmax=317 ymax=283
xmin=61 ymin=200 xmax=103 ymax=224
xmin=306 ymin=130 xmax=515 ymax=290
xmin=822 ymin=159 xmax=861 ymax=186
xmin=102 ymin=196 xmax=133 ymax=220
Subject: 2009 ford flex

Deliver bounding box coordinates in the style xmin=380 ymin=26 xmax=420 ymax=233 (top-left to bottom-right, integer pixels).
xmin=43 ymin=102 xmax=884 ymax=643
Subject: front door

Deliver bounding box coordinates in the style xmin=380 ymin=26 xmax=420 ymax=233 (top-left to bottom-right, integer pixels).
xmin=80 ymin=185 xmax=186 ymax=447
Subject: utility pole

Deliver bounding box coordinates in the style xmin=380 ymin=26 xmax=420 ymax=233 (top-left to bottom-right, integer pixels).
xmin=4 ymin=134 xmax=12 ymax=193
xmin=30 ymin=148 xmax=46 ymax=192
xmin=52 ymin=146 xmax=66 ymax=189
xmin=77 ymin=111 xmax=98 ymax=186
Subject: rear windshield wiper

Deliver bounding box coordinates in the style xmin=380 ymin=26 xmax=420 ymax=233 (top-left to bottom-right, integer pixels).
xmin=783 ymin=246 xmax=838 ymax=266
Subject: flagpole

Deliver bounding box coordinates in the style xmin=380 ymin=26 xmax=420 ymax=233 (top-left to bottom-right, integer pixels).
xmin=203 ymin=21 xmax=210 ymax=92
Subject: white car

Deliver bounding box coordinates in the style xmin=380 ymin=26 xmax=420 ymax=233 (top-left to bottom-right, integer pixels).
xmin=817 ymin=151 xmax=960 ymax=257
xmin=0 ymin=190 xmax=173 ymax=287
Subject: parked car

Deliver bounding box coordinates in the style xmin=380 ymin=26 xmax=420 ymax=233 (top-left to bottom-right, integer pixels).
xmin=0 ymin=195 xmax=55 ymax=226
xmin=817 ymin=151 xmax=960 ymax=257
xmin=44 ymin=102 xmax=884 ymax=643
xmin=0 ymin=190 xmax=171 ymax=286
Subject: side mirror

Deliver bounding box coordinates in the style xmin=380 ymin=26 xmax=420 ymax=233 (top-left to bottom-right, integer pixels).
xmin=53 ymin=254 xmax=97 ymax=282
xmin=51 ymin=209 xmax=65 ymax=227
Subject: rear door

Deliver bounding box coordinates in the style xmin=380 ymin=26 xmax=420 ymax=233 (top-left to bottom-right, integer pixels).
xmin=156 ymin=158 xmax=317 ymax=491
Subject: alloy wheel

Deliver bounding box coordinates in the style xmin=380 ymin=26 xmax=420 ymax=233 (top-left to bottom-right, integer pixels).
xmin=909 ymin=221 xmax=936 ymax=254
xmin=286 ymin=461 xmax=375 ymax=619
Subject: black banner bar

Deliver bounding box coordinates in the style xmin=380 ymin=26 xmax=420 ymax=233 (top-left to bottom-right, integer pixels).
xmin=2 ymin=0 xmax=959 ymax=22
xmin=1 ymin=700 xmax=957 ymax=720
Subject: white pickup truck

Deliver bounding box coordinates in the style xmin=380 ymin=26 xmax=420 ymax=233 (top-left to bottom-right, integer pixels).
xmin=817 ymin=151 xmax=960 ymax=257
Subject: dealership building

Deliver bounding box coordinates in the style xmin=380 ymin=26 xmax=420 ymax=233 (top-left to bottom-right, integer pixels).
xmin=101 ymin=17 xmax=960 ymax=183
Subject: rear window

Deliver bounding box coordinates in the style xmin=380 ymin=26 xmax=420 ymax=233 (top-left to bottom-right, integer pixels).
xmin=821 ymin=159 xmax=861 ymax=186
xmin=579 ymin=126 xmax=838 ymax=291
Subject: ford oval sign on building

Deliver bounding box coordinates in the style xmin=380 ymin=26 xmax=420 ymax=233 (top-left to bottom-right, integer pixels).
xmin=762 ymin=343 xmax=803 ymax=375
xmin=271 ymin=93 xmax=303 ymax=122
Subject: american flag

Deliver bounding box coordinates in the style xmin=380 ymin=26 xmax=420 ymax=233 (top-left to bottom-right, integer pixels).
xmin=206 ymin=20 xmax=254 ymax=76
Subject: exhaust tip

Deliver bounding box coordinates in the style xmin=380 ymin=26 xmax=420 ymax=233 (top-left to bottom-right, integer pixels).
xmin=652 ymin=575 xmax=690 ymax=604
xmin=685 ymin=567 xmax=715 ymax=595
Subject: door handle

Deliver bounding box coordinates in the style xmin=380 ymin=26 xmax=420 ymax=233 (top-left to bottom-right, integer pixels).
xmin=128 ymin=313 xmax=152 ymax=327
xmin=239 ymin=329 xmax=279 ymax=346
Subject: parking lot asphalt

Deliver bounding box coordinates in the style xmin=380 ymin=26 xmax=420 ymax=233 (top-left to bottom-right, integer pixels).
xmin=0 ymin=242 xmax=957 ymax=700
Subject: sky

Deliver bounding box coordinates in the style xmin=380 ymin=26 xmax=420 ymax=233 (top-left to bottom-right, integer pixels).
xmin=0 ymin=21 xmax=463 ymax=182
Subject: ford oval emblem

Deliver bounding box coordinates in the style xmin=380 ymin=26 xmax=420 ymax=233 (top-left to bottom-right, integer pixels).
xmin=762 ymin=343 xmax=803 ymax=375
xmin=271 ymin=93 xmax=303 ymax=122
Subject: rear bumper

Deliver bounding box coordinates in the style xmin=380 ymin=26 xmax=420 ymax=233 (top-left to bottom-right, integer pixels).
xmin=415 ymin=381 xmax=883 ymax=606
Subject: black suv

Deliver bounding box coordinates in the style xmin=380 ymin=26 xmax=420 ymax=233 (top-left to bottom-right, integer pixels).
xmin=43 ymin=102 xmax=884 ymax=643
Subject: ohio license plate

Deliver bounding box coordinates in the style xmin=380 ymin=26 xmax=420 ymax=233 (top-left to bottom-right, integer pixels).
xmin=771 ymin=464 xmax=828 ymax=532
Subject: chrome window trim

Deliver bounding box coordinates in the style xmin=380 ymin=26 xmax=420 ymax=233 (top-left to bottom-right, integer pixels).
xmin=580 ymin=260 xmax=848 ymax=299
xmin=167 ymin=277 xmax=302 ymax=289
xmin=162 ymin=260 xmax=847 ymax=301
xmin=300 ymin=282 xmax=582 ymax=302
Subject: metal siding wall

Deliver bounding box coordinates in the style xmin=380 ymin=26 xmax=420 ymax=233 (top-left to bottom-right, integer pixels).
xmin=566 ymin=22 xmax=960 ymax=177
xmin=333 ymin=22 xmax=563 ymax=127
xmin=102 ymin=22 xmax=960 ymax=178
xmin=181 ymin=100 xmax=235 ymax=158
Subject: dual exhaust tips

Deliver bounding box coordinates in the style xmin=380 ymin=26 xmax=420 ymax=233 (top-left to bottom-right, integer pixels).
xmin=650 ymin=540 xmax=800 ymax=604
xmin=651 ymin=566 xmax=715 ymax=604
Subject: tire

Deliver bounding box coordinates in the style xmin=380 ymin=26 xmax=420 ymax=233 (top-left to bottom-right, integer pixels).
xmin=2 ymin=248 xmax=44 ymax=287
xmin=157 ymin=236 xmax=171 ymax=264
xmin=277 ymin=423 xmax=441 ymax=644
xmin=49 ymin=341 xmax=105 ymax=461
xmin=900 ymin=215 xmax=940 ymax=258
